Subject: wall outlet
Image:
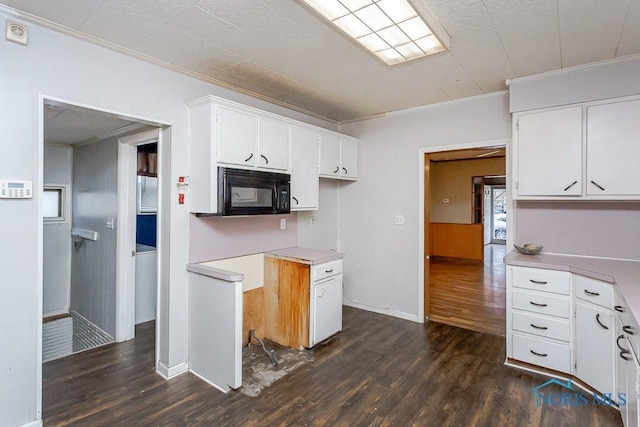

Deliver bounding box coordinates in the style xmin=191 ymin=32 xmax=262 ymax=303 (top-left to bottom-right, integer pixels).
xmin=394 ymin=215 xmax=405 ymax=225
xmin=280 ymin=218 xmax=286 ymax=230
xmin=310 ymin=217 xmax=316 ymax=228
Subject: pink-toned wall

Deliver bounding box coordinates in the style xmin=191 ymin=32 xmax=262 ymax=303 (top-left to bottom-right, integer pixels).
xmin=515 ymin=201 xmax=640 ymax=260
xmin=189 ymin=214 xmax=298 ymax=263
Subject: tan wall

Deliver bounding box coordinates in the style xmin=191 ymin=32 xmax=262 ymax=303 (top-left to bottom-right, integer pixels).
xmin=430 ymin=157 xmax=505 ymax=223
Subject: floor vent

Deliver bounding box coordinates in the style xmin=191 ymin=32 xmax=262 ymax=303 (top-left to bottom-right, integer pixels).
xmin=42 ymin=311 xmax=114 ymax=362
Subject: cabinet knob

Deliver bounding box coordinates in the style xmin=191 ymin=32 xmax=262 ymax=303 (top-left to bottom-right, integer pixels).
xmin=342 ymin=167 xmax=348 ymax=174
xmin=334 ymin=166 xmax=340 ymax=174
xmin=260 ymin=154 xmax=269 ymax=164
xmin=244 ymin=153 xmax=254 ymax=162
xmin=595 ymin=313 xmax=609 ymax=330
xmin=292 ymin=196 xmax=299 ymax=205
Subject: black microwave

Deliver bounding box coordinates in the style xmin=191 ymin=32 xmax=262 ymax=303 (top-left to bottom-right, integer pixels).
xmin=217 ymin=167 xmax=290 ymax=216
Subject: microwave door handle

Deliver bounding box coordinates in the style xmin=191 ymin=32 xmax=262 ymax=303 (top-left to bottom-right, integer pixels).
xmin=273 ymin=184 xmax=277 ymax=210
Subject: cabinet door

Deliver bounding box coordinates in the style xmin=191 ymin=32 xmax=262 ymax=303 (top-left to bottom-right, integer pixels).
xmin=257 ymin=118 xmax=289 ymax=171
xmin=576 ymin=301 xmax=615 ymax=394
xmin=312 ymin=275 xmax=342 ymax=346
xmin=516 ymin=107 xmax=582 ymax=196
xmin=587 ymin=99 xmax=640 ymax=196
xmin=319 ymin=133 xmax=341 ymax=177
xmin=340 ymin=138 xmax=358 ymax=179
xmin=290 ymin=126 xmax=319 ymax=210
xmin=217 ymin=106 xmax=256 ymax=167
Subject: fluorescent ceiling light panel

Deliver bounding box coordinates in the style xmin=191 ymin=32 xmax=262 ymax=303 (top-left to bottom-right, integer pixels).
xmin=301 ymin=0 xmax=449 ymax=65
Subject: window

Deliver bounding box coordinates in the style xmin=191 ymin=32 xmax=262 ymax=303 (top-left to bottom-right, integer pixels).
xmin=43 ymin=186 xmax=66 ymax=222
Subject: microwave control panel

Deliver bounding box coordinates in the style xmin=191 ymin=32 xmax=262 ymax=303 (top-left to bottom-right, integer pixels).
xmin=0 ymin=180 xmax=33 ymax=199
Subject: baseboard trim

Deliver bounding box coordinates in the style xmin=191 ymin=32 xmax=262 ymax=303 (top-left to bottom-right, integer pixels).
xmin=156 ymin=361 xmax=189 ymax=379
xmin=19 ymin=419 xmax=43 ymax=427
xmin=189 ymin=369 xmax=229 ymax=394
xmin=342 ymin=299 xmax=420 ymax=323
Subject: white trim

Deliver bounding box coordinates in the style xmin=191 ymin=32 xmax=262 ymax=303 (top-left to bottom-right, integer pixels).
xmin=189 ymin=369 xmax=230 ymax=394
xmin=505 ymin=53 xmax=640 ymax=86
xmin=156 ymin=361 xmax=189 ymax=379
xmin=115 ymin=129 xmax=160 ymax=343
xmin=386 ymin=91 xmax=509 ymax=119
xmin=417 ymin=139 xmax=511 ymax=323
xmin=342 ymin=299 xmax=419 ymax=323
xmin=19 ymin=419 xmax=43 ymax=427
xmin=36 ymin=95 xmax=45 ymax=421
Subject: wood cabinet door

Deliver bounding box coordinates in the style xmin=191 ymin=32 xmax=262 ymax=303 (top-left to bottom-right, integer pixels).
xmin=575 ymin=301 xmax=615 ymax=394
xmin=516 ymin=107 xmax=582 ymax=196
xmin=290 ymin=126 xmax=319 ymax=210
xmin=217 ymin=106 xmax=256 ymax=167
xmin=257 ymin=117 xmax=289 ymax=171
xmin=587 ymin=99 xmax=640 ymax=196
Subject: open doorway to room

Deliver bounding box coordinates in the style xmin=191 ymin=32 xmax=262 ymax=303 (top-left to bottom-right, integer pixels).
xmin=423 ymin=146 xmax=507 ymax=336
xmin=41 ymin=99 xmax=161 ymax=363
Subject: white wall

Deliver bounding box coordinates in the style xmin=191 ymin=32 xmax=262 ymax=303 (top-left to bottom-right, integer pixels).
xmin=71 ymin=138 xmax=118 ymax=337
xmin=298 ymin=179 xmax=340 ymax=251
xmin=338 ymin=92 xmax=511 ymax=320
xmin=43 ymin=145 xmax=72 ymax=316
xmin=0 ymin=6 xmax=336 ymax=425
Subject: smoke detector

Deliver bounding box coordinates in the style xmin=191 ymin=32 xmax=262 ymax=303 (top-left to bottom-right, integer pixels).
xmin=6 ymin=21 xmax=28 ymax=45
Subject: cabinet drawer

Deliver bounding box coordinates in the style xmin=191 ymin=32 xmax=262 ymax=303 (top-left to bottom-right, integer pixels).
xmin=512 ymin=289 xmax=571 ymax=318
xmin=511 ymin=266 xmax=571 ymax=295
xmin=311 ymin=260 xmax=343 ymax=282
xmin=512 ymin=311 xmax=571 ymax=342
xmin=512 ymin=333 xmax=571 ymax=374
xmin=575 ymin=275 xmax=613 ymax=309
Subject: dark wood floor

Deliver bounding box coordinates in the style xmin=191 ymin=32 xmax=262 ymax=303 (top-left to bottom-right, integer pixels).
xmin=430 ymin=244 xmax=507 ymax=336
xmin=43 ymin=306 xmax=621 ymax=426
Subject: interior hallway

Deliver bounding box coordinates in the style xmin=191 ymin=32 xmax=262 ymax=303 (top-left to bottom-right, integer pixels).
xmin=429 ymin=244 xmax=506 ymax=336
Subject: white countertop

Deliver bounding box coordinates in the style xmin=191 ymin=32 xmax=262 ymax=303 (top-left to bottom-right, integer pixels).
xmin=186 ymin=263 xmax=244 ymax=282
xmin=505 ymin=251 xmax=640 ymax=322
xmin=265 ymin=247 xmax=344 ymax=265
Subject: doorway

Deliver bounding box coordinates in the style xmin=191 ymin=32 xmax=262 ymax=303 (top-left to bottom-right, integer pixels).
xmin=41 ymin=99 xmax=161 ymax=362
xmin=421 ymin=143 xmax=508 ymax=336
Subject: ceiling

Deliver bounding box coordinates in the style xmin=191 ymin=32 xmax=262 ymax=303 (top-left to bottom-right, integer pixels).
xmin=44 ymin=100 xmax=153 ymax=145
xmin=5 ymin=0 xmax=640 ymax=123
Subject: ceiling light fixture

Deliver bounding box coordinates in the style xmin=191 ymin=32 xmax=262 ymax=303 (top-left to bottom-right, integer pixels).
xmin=301 ymin=0 xmax=450 ymax=65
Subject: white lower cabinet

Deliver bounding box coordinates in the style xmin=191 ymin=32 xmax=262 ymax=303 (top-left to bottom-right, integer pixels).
xmin=616 ymin=291 xmax=640 ymax=427
xmin=310 ymin=275 xmax=342 ymax=346
xmin=575 ymin=300 xmax=615 ymax=394
xmin=508 ymin=266 xmax=572 ymax=375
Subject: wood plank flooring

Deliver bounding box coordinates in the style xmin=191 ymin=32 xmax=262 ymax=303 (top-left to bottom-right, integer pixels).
xmin=429 ymin=244 xmax=506 ymax=336
xmin=43 ymin=306 xmax=622 ymax=426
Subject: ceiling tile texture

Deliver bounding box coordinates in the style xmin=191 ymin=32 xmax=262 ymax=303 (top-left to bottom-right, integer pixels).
xmin=5 ymin=0 xmax=640 ymax=122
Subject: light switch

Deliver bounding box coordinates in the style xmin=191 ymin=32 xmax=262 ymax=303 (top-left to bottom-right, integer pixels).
xmin=106 ymin=217 xmax=114 ymax=229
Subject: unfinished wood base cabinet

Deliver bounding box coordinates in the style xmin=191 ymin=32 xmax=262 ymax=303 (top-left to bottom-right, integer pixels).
xmin=264 ymin=257 xmax=342 ymax=350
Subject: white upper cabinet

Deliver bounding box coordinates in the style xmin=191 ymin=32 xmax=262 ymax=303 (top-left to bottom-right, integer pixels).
xmin=217 ymin=106 xmax=257 ymax=167
xmin=257 ymin=118 xmax=289 ymax=171
xmin=515 ymin=106 xmax=582 ymax=197
xmin=290 ymin=126 xmax=319 ymax=211
xmin=513 ymin=97 xmax=640 ymax=200
xmin=587 ymin=99 xmax=640 ymax=196
xmin=319 ymin=134 xmax=358 ymax=180
xmin=340 ymin=137 xmax=358 ymax=179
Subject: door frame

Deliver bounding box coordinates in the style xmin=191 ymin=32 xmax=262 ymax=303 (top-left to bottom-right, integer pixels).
xmin=116 ymin=129 xmax=160 ymax=341
xmin=417 ymin=139 xmax=511 ymax=322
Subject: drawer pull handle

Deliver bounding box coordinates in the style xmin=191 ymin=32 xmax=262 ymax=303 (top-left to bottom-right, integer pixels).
xmin=590 ymin=180 xmax=606 ymax=191
xmin=617 ymin=334 xmax=629 ymax=352
xmin=244 ymin=153 xmax=254 ymax=162
xmin=563 ymin=180 xmax=578 ymax=191
xmin=615 ymin=305 xmax=625 ymax=313
xmin=623 ymin=325 xmax=635 ymax=336
xmin=325 ymin=269 xmax=334 ymax=274
xmin=530 ymin=323 xmax=548 ymax=330
xmin=621 ymin=350 xmax=633 ymax=362
xmin=530 ymin=350 xmax=548 ymax=357
xmin=595 ymin=313 xmax=609 ymax=330
xmin=529 ymin=301 xmax=548 ymax=307
xmin=584 ymin=289 xmax=600 ymax=297
xmin=529 ymin=279 xmax=548 ymax=285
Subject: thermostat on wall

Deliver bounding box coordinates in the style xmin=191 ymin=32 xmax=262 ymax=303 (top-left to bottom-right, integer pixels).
xmin=0 ymin=180 xmax=33 ymax=199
